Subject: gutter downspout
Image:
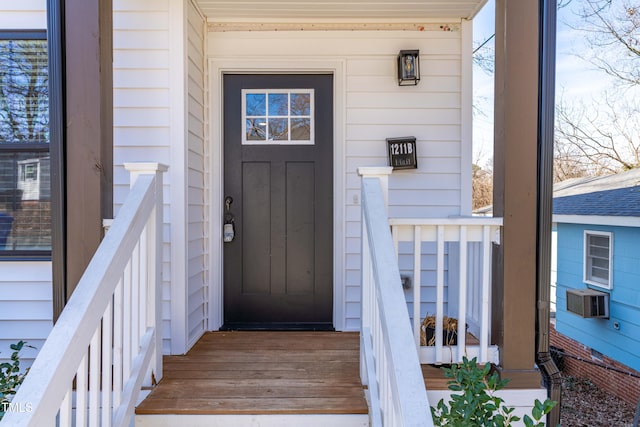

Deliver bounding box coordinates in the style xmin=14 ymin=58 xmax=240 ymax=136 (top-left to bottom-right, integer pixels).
xmin=537 ymin=0 xmax=562 ymax=425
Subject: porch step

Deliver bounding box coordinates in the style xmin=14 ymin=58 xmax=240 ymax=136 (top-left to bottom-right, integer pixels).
xmin=135 ymin=331 xmax=369 ymax=427
xmin=422 ymin=364 xmax=451 ymax=389
xmin=135 ymin=414 xmax=369 ymax=427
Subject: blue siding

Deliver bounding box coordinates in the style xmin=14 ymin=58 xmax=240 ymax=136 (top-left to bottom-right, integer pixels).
xmin=555 ymin=222 xmax=640 ymax=371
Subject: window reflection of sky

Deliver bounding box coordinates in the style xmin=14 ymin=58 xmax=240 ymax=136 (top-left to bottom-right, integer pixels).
xmin=245 ymin=93 xmax=266 ymax=116
xmin=268 ymin=93 xmax=288 ymax=116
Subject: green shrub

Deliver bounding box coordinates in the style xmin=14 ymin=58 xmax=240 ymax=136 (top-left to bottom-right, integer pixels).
xmin=0 ymin=341 xmax=31 ymax=420
xmin=431 ymin=356 xmax=557 ymax=427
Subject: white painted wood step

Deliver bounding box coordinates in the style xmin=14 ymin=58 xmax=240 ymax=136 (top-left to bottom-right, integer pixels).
xmin=135 ymin=414 xmax=370 ymax=427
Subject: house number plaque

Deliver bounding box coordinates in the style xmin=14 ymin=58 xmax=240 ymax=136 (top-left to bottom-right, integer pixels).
xmin=386 ymin=137 xmax=417 ymax=170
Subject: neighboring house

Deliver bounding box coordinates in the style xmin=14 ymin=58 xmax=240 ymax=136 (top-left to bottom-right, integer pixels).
xmin=552 ymin=169 xmax=640 ymax=404
xmin=0 ymin=0 xmax=560 ymax=425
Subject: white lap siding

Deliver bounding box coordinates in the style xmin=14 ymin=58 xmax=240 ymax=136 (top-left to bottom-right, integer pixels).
xmin=0 ymin=263 xmax=52 ymax=368
xmin=186 ymin=1 xmax=207 ymax=349
xmin=113 ymin=0 xmax=208 ymax=354
xmin=113 ymin=0 xmax=173 ymax=354
xmin=0 ymin=1 xmax=46 ymax=28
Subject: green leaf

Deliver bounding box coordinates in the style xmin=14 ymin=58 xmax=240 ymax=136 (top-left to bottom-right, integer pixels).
xmin=523 ymin=414 xmax=534 ymax=427
xmin=429 ymin=356 xmax=559 ymax=427
xmin=9 ymin=341 xmax=25 ymax=352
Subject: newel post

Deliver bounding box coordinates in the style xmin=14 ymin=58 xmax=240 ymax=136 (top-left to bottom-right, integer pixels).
xmin=124 ymin=163 xmax=168 ymax=384
xmin=357 ymin=166 xmax=393 ymax=303
xmin=357 ymin=167 xmax=393 ymax=209
xmin=357 ymin=166 xmax=392 ymax=383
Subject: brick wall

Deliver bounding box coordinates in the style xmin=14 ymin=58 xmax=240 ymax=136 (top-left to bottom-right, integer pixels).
xmin=550 ymin=322 xmax=640 ymax=406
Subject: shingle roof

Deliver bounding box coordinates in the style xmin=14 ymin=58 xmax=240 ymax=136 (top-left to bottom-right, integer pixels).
xmin=553 ymin=169 xmax=640 ymax=217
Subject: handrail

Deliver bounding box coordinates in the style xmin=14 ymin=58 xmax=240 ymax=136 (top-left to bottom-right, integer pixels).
xmin=389 ymin=217 xmax=503 ymax=226
xmin=0 ymin=163 xmax=167 ymax=427
xmin=390 ymin=216 xmax=501 ymax=365
xmin=360 ymin=176 xmax=433 ymax=426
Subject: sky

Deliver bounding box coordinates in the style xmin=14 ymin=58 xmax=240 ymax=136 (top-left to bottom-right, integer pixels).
xmin=471 ymin=0 xmax=495 ymax=165
xmin=471 ymin=0 xmax=616 ymax=167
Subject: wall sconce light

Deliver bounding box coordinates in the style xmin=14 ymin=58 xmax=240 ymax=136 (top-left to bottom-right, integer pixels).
xmin=397 ymin=50 xmax=420 ymax=86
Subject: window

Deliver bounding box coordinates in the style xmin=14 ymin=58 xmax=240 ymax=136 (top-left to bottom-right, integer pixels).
xmin=242 ymin=89 xmax=314 ymax=144
xmin=584 ymin=230 xmax=613 ymax=289
xmin=0 ymin=31 xmax=50 ymax=256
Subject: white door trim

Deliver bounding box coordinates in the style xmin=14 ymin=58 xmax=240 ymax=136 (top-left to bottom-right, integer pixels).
xmin=207 ymin=58 xmax=347 ymax=331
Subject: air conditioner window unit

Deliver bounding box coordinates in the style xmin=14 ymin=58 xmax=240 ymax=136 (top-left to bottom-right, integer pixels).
xmin=566 ymin=289 xmax=609 ymax=318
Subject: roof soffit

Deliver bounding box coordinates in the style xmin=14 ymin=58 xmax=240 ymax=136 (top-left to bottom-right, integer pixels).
xmin=195 ymin=0 xmax=488 ymax=23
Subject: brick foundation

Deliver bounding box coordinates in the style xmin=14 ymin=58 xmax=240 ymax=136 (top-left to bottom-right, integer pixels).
xmin=550 ymin=322 xmax=640 ymax=407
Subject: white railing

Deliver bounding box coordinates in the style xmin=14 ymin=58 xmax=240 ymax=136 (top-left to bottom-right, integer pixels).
xmin=390 ymin=217 xmax=502 ymax=365
xmin=359 ymin=169 xmax=434 ymax=427
xmin=1 ymin=163 xmax=167 ymax=427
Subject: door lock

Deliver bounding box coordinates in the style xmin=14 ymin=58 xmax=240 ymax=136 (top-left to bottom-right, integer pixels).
xmin=223 ymin=196 xmax=235 ymax=243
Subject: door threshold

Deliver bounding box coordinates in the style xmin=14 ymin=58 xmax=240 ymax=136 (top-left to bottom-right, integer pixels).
xmin=220 ymin=322 xmax=335 ymax=331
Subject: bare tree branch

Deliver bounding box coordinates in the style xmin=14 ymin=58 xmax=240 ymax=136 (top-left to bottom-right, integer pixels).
xmin=555 ymin=91 xmax=640 ymax=177
xmin=571 ymin=0 xmax=640 ymax=87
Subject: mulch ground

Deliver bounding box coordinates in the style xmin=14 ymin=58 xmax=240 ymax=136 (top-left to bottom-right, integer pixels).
xmin=560 ymin=376 xmax=637 ymax=427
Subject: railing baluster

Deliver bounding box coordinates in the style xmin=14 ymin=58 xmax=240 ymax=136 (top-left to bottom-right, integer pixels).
xmin=469 ymin=238 xmax=479 ymax=325
xmin=58 ymin=387 xmax=72 ymax=427
xmin=123 ymin=259 xmax=132 ymax=381
xmin=392 ymin=225 xmax=399 ymax=255
xmin=76 ymin=353 xmax=88 ymax=426
xmin=457 ymin=225 xmax=468 ymax=362
xmin=113 ymin=277 xmax=124 ymax=409
xmin=480 ymin=225 xmax=492 ymax=362
xmin=140 ymin=227 xmax=148 ymax=346
xmin=435 ymin=225 xmax=445 ymax=363
xmin=102 ymin=298 xmax=114 ymax=427
xmin=132 ymin=241 xmax=141 ymax=355
xmin=413 ymin=225 xmax=421 ymax=349
xmin=89 ymin=328 xmax=101 ymax=427
xmin=381 ymin=347 xmax=388 ymax=426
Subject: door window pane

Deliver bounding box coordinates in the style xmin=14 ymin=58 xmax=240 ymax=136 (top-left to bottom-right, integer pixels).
xmin=242 ymin=89 xmax=314 ymax=145
xmin=269 ymin=118 xmax=288 ymax=141
xmin=245 ymin=93 xmax=266 ymax=116
xmin=291 ymin=93 xmax=310 ymax=116
xmin=268 ymin=93 xmax=288 ymax=116
xmin=246 ymin=119 xmax=266 ymax=141
xmin=291 ymin=118 xmax=311 ymax=141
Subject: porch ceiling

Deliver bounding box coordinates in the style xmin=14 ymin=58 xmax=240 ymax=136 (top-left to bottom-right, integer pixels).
xmin=196 ymin=0 xmax=488 ymax=22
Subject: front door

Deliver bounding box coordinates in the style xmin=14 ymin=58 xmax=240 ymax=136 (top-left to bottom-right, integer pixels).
xmin=223 ymin=74 xmax=333 ymax=329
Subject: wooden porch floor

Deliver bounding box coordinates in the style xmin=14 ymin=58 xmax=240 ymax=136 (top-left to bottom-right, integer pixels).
xmin=135 ymin=331 xmax=369 ymax=415
xmin=135 ymin=330 xmax=464 ymax=417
